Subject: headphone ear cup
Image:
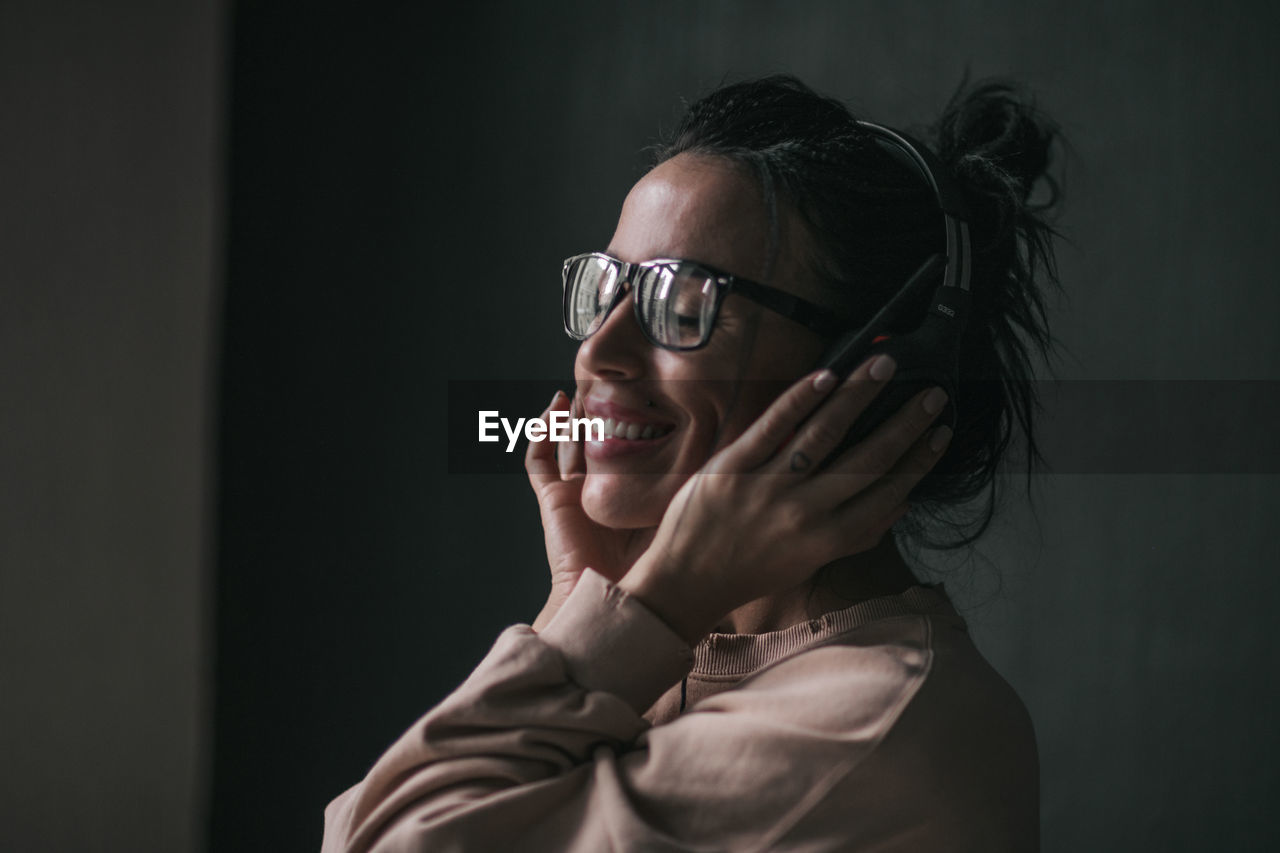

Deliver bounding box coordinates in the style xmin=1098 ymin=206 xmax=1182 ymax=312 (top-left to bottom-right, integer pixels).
xmin=823 ymin=317 xmax=960 ymax=467
xmin=810 ymin=258 xmax=966 ymax=469
xmin=839 ymin=358 xmax=956 ymax=455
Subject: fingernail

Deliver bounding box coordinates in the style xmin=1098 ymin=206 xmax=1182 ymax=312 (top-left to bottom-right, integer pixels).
xmin=930 ymin=424 xmax=953 ymax=453
xmin=870 ymin=354 xmax=896 ymax=381
xmin=551 ymin=390 xmax=566 ymax=406
xmin=813 ymin=369 xmax=837 ymax=392
xmin=923 ymin=386 xmax=948 ymax=415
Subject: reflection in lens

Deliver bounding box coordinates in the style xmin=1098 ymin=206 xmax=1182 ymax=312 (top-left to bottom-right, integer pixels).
xmin=638 ymin=263 xmax=715 ymax=348
xmin=568 ymin=256 xmax=618 ymax=337
xmin=672 ymin=266 xmax=716 ymax=348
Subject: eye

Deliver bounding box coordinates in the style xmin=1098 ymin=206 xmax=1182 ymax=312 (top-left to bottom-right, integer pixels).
xmin=671 ymin=283 xmax=708 ymax=318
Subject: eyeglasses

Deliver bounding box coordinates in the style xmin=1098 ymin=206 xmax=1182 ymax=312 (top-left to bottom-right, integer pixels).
xmin=561 ymin=252 xmax=846 ymax=351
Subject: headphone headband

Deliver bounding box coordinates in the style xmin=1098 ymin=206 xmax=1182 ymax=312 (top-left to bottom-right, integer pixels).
xmin=813 ymin=117 xmax=975 ymax=455
xmin=854 ymin=120 xmax=972 ymax=293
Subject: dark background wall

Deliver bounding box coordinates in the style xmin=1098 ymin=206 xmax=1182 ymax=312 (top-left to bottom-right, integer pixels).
xmin=4 ymin=1 xmax=1277 ymax=852
xmin=216 ymin=3 xmax=1280 ymax=851
xmin=1 ymin=1 xmax=220 ymax=851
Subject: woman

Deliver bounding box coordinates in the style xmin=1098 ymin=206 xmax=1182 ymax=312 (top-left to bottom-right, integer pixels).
xmin=322 ymin=75 xmax=1062 ymax=851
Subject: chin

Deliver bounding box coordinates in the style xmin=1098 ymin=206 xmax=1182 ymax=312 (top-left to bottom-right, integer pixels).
xmin=580 ymin=473 xmax=671 ymax=530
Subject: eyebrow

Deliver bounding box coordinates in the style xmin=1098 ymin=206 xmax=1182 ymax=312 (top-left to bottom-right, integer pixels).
xmin=600 ymin=248 xmax=724 ymax=269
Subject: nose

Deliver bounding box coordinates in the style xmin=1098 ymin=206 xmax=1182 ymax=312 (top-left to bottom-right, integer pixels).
xmin=576 ymin=286 xmax=651 ymax=379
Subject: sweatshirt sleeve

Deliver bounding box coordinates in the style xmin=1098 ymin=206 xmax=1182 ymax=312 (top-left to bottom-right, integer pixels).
xmin=319 ymin=568 xmax=932 ymax=853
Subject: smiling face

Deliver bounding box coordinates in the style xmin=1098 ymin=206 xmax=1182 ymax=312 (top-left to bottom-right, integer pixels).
xmin=573 ymin=153 xmax=836 ymax=529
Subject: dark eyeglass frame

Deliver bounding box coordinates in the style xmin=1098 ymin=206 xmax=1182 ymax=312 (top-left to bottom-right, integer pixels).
xmin=561 ymin=252 xmax=847 ymax=351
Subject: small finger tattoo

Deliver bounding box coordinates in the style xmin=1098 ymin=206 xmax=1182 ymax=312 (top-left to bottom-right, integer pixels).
xmin=790 ymin=451 xmax=812 ymax=472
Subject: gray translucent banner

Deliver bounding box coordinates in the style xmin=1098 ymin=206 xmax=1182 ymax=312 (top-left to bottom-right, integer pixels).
xmin=446 ymin=380 xmax=1280 ymax=475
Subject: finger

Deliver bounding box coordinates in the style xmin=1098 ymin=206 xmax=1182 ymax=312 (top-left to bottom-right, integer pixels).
xmin=718 ymin=367 xmax=841 ymax=470
xmin=830 ymin=418 xmax=952 ymax=526
xmin=815 ymin=385 xmax=949 ymax=498
xmin=526 ymin=391 xmax=568 ymax=493
xmin=764 ymin=353 xmax=897 ymax=476
xmin=558 ymin=391 xmax=585 ymax=481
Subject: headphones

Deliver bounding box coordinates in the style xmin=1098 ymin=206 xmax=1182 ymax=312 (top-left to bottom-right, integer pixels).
xmin=816 ymin=120 xmax=972 ymax=453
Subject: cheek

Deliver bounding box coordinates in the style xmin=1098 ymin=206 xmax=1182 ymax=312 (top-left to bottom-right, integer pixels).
xmin=716 ymin=391 xmax=774 ymax=447
xmin=721 ymin=327 xmax=828 ymax=438
xmin=676 ymin=384 xmax=776 ymax=462
xmin=672 ymin=398 xmax=721 ymax=465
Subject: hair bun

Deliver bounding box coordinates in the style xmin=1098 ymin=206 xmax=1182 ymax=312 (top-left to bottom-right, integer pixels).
xmin=932 ymin=78 xmax=1062 ymax=212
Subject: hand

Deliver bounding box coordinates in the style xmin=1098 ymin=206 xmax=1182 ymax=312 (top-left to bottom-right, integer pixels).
xmin=525 ymin=390 xmax=650 ymax=629
xmin=618 ymin=355 xmax=953 ymax=645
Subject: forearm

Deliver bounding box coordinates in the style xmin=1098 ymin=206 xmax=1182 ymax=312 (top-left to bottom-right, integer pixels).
xmin=616 ymin=550 xmax=727 ymax=646
xmin=323 ymin=569 xmax=694 ymax=851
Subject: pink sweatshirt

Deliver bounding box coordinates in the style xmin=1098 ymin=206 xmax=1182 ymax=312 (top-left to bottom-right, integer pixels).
xmin=321 ymin=568 xmax=1039 ymax=851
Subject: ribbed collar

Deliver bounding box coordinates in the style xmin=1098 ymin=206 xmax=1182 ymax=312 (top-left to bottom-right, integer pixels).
xmin=690 ymin=584 xmax=961 ymax=677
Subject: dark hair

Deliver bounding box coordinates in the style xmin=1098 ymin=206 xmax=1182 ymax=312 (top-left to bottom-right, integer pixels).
xmin=653 ymin=74 xmax=1065 ymax=555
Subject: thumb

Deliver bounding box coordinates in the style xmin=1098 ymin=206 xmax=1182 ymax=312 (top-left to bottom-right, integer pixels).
xmin=557 ymin=391 xmax=587 ymax=481
xmin=526 ymin=390 xmax=570 ymax=494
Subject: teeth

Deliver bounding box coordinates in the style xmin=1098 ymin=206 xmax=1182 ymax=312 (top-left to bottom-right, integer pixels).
xmin=597 ymin=417 xmax=671 ymax=440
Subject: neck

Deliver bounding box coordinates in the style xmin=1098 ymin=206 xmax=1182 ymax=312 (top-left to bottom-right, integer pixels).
xmin=709 ymin=533 xmax=917 ymax=636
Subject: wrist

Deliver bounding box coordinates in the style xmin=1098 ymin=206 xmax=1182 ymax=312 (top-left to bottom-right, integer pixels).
xmin=616 ymin=551 xmax=724 ymax=646
xmin=532 ymin=580 xmax=576 ymax=632
xmin=532 ymin=601 xmax=558 ymax=633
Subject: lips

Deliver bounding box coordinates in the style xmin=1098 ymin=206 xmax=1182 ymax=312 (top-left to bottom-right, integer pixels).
xmin=581 ymin=395 xmax=677 ymax=459
xmin=582 ymin=398 xmax=676 ymax=432
xmin=596 ymin=417 xmax=674 ymax=440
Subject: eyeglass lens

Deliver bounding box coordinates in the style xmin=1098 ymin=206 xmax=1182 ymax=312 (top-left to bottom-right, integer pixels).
xmin=566 ymin=255 xmax=620 ymax=338
xmin=565 ymin=256 xmax=719 ymax=349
